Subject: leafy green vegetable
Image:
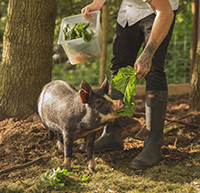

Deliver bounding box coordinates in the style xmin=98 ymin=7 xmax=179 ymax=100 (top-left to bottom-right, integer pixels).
xmin=81 ymin=174 xmax=90 ymax=182
xmin=111 ymin=66 xmax=137 ymax=117
xmin=41 ymin=167 xmax=73 ymax=187
xmin=64 ymin=22 xmax=94 ymax=42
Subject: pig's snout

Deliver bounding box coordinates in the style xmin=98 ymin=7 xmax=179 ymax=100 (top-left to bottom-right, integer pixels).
xmin=113 ymin=99 xmax=124 ymax=112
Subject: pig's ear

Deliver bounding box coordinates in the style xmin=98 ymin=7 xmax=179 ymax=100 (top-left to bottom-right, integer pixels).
xmin=79 ymin=80 xmax=93 ymax=103
xmin=79 ymin=89 xmax=90 ymax=103
xmin=80 ymin=80 xmax=93 ymax=96
xmin=99 ymin=75 xmax=109 ymax=94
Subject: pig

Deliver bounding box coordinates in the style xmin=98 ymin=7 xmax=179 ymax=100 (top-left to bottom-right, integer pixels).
xmin=38 ymin=76 xmax=124 ymax=171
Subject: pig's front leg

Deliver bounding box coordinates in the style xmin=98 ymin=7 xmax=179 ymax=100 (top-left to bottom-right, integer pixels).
xmin=85 ymin=132 xmax=96 ymax=172
xmin=63 ymin=132 xmax=73 ymax=171
xmin=48 ymin=129 xmax=54 ymax=141
xmin=56 ymin=133 xmax=64 ymax=151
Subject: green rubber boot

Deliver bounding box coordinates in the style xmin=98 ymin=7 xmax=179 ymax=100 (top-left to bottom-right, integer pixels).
xmin=130 ymin=91 xmax=167 ymax=170
xmin=93 ymin=117 xmax=124 ymax=152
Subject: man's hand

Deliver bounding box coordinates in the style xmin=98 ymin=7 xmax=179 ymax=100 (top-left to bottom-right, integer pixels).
xmin=81 ymin=0 xmax=106 ymax=17
xmin=135 ymin=56 xmax=151 ymax=80
xmin=135 ymin=40 xmax=157 ymax=79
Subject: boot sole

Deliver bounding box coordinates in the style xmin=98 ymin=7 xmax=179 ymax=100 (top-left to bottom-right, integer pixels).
xmin=130 ymin=162 xmax=157 ymax=170
xmin=94 ymin=147 xmax=124 ymax=153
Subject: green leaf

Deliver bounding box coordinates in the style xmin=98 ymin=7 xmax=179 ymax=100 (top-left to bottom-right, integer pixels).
xmin=111 ymin=66 xmax=137 ymax=117
xmin=82 ymin=22 xmax=90 ymax=30
xmin=41 ymin=167 xmax=73 ymax=187
xmin=82 ymin=30 xmax=92 ymax=42
xmin=63 ymin=22 xmax=94 ymax=42
xmin=89 ymin=28 xmax=95 ymax=35
xmin=81 ymin=174 xmax=90 ymax=182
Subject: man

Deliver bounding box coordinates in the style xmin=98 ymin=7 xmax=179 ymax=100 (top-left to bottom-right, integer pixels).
xmin=81 ymin=0 xmax=179 ymax=170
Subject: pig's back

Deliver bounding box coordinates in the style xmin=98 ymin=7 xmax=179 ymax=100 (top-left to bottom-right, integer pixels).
xmin=38 ymin=80 xmax=81 ymax=132
xmin=44 ymin=80 xmax=77 ymax=97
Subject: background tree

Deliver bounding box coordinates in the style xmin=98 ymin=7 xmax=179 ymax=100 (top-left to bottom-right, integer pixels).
xmin=0 ymin=0 xmax=57 ymax=121
xmin=190 ymin=0 xmax=198 ymax=80
xmin=189 ymin=0 xmax=200 ymax=111
xmin=0 ymin=0 xmax=197 ymax=120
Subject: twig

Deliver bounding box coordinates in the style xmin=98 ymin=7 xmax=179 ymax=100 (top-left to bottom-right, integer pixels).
xmin=177 ymin=113 xmax=194 ymax=120
xmin=165 ymin=113 xmax=195 ymax=127
xmin=0 ymin=156 xmax=47 ymax=175
xmin=173 ymin=137 xmax=177 ymax=148
xmin=78 ymin=156 xmax=87 ymax=165
xmin=165 ymin=117 xmax=199 ymax=128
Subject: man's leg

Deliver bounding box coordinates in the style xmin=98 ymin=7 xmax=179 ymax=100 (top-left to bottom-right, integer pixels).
xmin=131 ymin=11 xmax=177 ymax=170
xmin=94 ymin=22 xmax=144 ymax=152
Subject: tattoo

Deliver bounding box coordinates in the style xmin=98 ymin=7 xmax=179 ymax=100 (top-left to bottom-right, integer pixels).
xmin=138 ymin=40 xmax=157 ymax=70
xmin=144 ymin=40 xmax=157 ymax=57
xmin=145 ymin=0 xmax=156 ymax=12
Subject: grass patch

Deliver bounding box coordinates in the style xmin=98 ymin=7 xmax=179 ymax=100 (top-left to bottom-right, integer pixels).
xmin=1 ymin=154 xmax=200 ymax=193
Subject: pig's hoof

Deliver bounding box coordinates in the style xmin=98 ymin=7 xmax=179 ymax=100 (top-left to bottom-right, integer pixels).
xmin=57 ymin=141 xmax=64 ymax=151
xmin=88 ymin=159 xmax=96 ymax=172
xmin=63 ymin=157 xmax=71 ymax=171
xmin=88 ymin=166 xmax=95 ymax=172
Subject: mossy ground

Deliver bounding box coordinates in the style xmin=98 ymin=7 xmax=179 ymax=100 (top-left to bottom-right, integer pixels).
xmin=0 ymin=94 xmax=200 ymax=193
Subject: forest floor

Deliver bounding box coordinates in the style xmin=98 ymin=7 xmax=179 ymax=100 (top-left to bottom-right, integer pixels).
xmin=0 ymin=93 xmax=200 ymax=193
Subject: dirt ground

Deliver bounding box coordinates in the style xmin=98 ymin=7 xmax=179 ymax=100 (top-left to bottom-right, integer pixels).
xmin=0 ymin=93 xmax=200 ymax=184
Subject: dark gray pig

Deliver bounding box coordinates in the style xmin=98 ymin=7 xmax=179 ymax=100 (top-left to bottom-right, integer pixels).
xmin=38 ymin=76 xmax=124 ymax=171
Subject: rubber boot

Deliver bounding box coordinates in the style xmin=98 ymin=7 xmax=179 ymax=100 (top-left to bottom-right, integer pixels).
xmin=93 ymin=88 xmax=125 ymax=153
xmin=93 ymin=117 xmax=124 ymax=152
xmin=130 ymin=91 xmax=167 ymax=170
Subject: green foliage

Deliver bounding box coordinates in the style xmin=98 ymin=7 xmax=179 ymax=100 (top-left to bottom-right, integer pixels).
xmin=163 ymin=1 xmax=192 ymax=84
xmin=52 ymin=45 xmax=112 ymax=86
xmin=52 ymin=60 xmax=107 ymax=86
xmin=111 ymin=66 xmax=137 ymax=117
xmin=81 ymin=174 xmax=90 ymax=182
xmin=1 ymin=159 xmax=200 ymax=192
xmin=41 ymin=167 xmax=73 ymax=187
xmin=64 ymin=23 xmax=94 ymax=42
xmin=0 ymin=0 xmax=8 ymax=42
xmin=55 ymin=0 xmax=121 ymax=42
xmin=0 ymin=0 xmax=193 ymax=85
xmin=52 ymin=0 xmax=193 ymax=86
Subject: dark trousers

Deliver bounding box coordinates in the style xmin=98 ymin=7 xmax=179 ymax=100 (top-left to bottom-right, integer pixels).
xmin=110 ymin=11 xmax=177 ymax=91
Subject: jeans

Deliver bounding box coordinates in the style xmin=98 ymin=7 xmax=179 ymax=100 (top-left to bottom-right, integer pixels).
xmin=110 ymin=11 xmax=177 ymax=91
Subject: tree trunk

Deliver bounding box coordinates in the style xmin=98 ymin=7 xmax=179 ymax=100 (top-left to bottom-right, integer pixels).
xmin=99 ymin=5 xmax=109 ymax=85
xmin=190 ymin=0 xmax=198 ymax=81
xmin=189 ymin=0 xmax=200 ymax=111
xmin=0 ymin=0 xmax=57 ymax=121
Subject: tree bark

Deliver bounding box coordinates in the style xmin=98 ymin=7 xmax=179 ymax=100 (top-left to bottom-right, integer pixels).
xmin=190 ymin=0 xmax=198 ymax=81
xmin=189 ymin=0 xmax=200 ymax=111
xmin=99 ymin=5 xmax=109 ymax=85
xmin=0 ymin=0 xmax=57 ymax=121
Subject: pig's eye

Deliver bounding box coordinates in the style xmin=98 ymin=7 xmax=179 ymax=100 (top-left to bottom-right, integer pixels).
xmin=95 ymin=99 xmax=103 ymax=105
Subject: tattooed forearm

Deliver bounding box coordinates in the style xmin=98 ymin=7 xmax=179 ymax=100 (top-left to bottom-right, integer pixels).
xmin=145 ymin=0 xmax=156 ymax=12
xmin=137 ymin=40 xmax=157 ymax=70
xmin=144 ymin=40 xmax=157 ymax=57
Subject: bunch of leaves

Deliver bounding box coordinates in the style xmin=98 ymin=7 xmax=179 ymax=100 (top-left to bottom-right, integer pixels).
xmin=64 ymin=22 xmax=94 ymax=42
xmin=81 ymin=174 xmax=90 ymax=182
xmin=111 ymin=66 xmax=137 ymax=117
xmin=41 ymin=167 xmax=73 ymax=187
